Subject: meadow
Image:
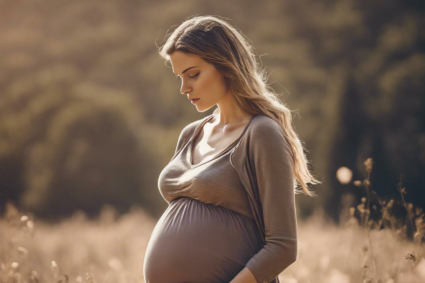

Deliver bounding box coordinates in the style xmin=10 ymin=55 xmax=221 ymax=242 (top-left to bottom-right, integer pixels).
xmin=1 ymin=158 xmax=424 ymax=283
xmin=1 ymin=1 xmax=423 ymax=282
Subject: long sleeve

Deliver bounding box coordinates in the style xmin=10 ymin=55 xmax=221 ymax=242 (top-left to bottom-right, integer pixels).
xmin=244 ymin=120 xmax=298 ymax=283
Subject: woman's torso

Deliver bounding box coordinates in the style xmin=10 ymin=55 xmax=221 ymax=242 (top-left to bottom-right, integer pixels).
xmin=157 ymin=114 xmax=257 ymax=219
xmin=143 ymin=114 xmax=264 ymax=283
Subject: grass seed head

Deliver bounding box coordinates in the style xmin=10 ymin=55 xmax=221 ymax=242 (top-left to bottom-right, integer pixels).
xmin=405 ymin=251 xmax=416 ymax=261
xmin=51 ymin=260 xmax=59 ymax=277
xmin=17 ymin=246 xmax=28 ymax=257
xmin=31 ymin=270 xmax=39 ymax=283
xmin=364 ymin=158 xmax=373 ymax=173
xmin=11 ymin=262 xmax=19 ymax=270
xmin=86 ymin=272 xmax=95 ymax=283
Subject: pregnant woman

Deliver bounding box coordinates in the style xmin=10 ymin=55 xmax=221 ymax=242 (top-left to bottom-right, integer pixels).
xmin=143 ymin=15 xmax=320 ymax=283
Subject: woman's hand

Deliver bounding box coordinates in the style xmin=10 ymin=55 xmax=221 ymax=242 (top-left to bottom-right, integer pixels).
xmin=229 ymin=267 xmax=257 ymax=283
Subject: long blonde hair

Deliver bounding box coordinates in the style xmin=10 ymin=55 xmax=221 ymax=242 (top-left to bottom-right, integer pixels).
xmin=158 ymin=15 xmax=321 ymax=197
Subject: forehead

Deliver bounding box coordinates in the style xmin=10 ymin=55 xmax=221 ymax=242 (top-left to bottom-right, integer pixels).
xmin=169 ymin=51 xmax=203 ymax=74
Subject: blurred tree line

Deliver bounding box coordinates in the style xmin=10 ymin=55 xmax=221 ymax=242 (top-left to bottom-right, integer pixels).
xmin=0 ymin=0 xmax=424 ymax=223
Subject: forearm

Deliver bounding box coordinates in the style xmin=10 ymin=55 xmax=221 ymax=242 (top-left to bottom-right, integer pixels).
xmin=230 ymin=267 xmax=257 ymax=283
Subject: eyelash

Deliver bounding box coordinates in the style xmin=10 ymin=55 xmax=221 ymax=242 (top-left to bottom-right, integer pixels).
xmin=177 ymin=73 xmax=199 ymax=80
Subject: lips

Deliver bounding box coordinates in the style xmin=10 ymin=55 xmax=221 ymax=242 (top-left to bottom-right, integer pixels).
xmin=190 ymin=98 xmax=200 ymax=104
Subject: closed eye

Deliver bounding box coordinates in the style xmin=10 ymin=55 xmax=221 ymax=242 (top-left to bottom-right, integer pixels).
xmin=175 ymin=72 xmax=199 ymax=80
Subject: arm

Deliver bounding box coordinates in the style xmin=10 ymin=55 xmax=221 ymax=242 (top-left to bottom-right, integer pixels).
xmin=230 ymin=267 xmax=257 ymax=283
xmin=239 ymin=120 xmax=298 ymax=283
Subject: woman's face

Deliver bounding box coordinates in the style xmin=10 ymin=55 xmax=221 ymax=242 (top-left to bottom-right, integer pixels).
xmin=169 ymin=51 xmax=229 ymax=112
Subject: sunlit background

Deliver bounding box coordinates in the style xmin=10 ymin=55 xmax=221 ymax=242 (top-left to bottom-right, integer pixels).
xmin=1 ymin=0 xmax=424 ymax=282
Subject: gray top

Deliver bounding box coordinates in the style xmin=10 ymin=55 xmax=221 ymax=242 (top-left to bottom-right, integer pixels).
xmin=154 ymin=113 xmax=297 ymax=283
xmin=158 ymin=114 xmax=256 ymax=220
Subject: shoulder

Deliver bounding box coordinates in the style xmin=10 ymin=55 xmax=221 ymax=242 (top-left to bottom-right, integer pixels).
xmin=246 ymin=115 xmax=290 ymax=154
xmin=246 ymin=115 xmax=293 ymax=163
xmin=175 ymin=115 xmax=211 ymax=148
xmin=179 ymin=115 xmax=209 ymax=138
xmin=249 ymin=115 xmax=284 ymax=137
xmin=179 ymin=120 xmax=200 ymax=138
xmin=229 ymin=114 xmax=291 ymax=169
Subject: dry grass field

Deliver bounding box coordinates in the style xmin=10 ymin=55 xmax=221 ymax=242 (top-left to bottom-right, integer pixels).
xmin=1 ymin=203 xmax=424 ymax=283
xmin=1 ymin=158 xmax=424 ymax=283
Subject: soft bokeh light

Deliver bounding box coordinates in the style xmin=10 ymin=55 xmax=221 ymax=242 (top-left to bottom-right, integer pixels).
xmin=336 ymin=166 xmax=353 ymax=184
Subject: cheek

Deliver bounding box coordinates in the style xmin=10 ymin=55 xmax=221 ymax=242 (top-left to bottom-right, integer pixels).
xmin=199 ymin=71 xmax=227 ymax=96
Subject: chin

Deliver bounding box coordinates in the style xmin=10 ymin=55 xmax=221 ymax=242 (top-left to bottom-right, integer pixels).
xmin=196 ymin=108 xmax=209 ymax=113
xmin=195 ymin=104 xmax=215 ymax=113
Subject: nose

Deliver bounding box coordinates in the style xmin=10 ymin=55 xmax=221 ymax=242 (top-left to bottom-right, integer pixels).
xmin=180 ymin=79 xmax=192 ymax=95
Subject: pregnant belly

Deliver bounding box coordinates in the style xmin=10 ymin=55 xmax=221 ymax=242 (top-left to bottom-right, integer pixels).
xmin=143 ymin=197 xmax=264 ymax=283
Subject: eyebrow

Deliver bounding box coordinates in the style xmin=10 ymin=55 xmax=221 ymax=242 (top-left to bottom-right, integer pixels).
xmin=174 ymin=66 xmax=199 ymax=77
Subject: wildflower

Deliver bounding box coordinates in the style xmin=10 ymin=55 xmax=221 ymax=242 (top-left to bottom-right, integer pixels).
xmin=364 ymin=158 xmax=373 ymax=173
xmin=405 ymin=251 xmax=416 ymax=261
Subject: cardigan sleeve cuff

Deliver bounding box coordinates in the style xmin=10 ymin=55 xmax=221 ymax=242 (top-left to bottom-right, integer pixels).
xmin=244 ymin=238 xmax=297 ymax=283
xmin=245 ymin=259 xmax=268 ymax=283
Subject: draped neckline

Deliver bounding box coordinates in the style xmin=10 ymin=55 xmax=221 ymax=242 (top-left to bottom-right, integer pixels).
xmin=187 ymin=113 xmax=258 ymax=168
